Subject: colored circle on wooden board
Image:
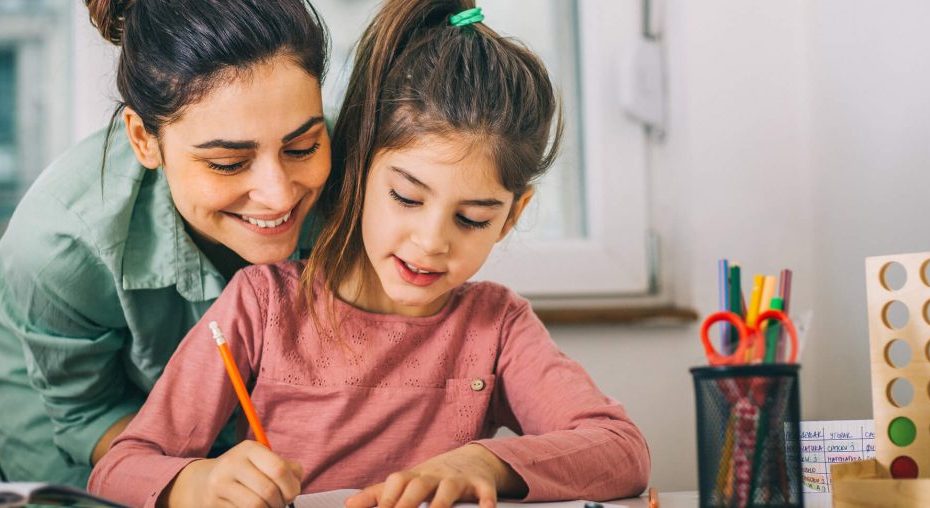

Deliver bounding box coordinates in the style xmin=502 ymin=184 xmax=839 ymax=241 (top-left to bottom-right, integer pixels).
xmin=880 ymin=261 xmax=907 ymax=291
xmin=889 ymin=417 xmax=917 ymax=447
xmin=890 ymin=456 xmax=919 ymax=479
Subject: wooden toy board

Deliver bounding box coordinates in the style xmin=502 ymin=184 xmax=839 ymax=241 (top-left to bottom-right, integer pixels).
xmin=831 ymin=459 xmax=930 ymax=507
xmin=864 ymin=252 xmax=930 ymax=478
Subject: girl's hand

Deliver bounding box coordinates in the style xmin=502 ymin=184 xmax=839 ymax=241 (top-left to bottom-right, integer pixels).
xmin=162 ymin=440 xmax=303 ymax=508
xmin=345 ymin=444 xmax=527 ymax=508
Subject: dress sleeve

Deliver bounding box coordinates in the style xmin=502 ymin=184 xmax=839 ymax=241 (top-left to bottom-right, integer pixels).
xmin=474 ymin=294 xmax=651 ymax=502
xmin=0 ymin=195 xmax=142 ymax=466
xmin=87 ymin=269 xmax=266 ymax=508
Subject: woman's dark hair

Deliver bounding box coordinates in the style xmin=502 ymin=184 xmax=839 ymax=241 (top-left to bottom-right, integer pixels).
xmin=303 ymin=0 xmax=562 ymax=323
xmin=85 ymin=0 xmax=328 ymax=152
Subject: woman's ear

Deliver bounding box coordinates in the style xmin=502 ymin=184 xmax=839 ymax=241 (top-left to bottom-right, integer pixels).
xmin=497 ymin=187 xmax=536 ymax=241
xmin=123 ymin=108 xmax=162 ymax=169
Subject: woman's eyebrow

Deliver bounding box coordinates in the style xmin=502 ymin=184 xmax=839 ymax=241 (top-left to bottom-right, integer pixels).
xmin=193 ymin=139 xmax=257 ymax=150
xmin=282 ymin=116 xmax=324 ymax=143
xmin=192 ymin=116 xmax=324 ymax=150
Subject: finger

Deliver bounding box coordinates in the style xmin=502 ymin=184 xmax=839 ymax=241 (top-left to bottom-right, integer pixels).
xmin=281 ymin=459 xmax=304 ymax=502
xmin=395 ymin=476 xmax=439 ymax=508
xmin=285 ymin=458 xmax=304 ymax=479
xmin=234 ymin=464 xmax=285 ymax=508
xmin=344 ymin=484 xmax=382 ymax=508
xmin=472 ymin=479 xmax=498 ymax=508
xmin=246 ymin=447 xmax=302 ymax=503
xmin=428 ymin=478 xmax=468 ymax=508
xmin=218 ymin=479 xmax=271 ymax=508
xmin=378 ymin=472 xmax=413 ymax=508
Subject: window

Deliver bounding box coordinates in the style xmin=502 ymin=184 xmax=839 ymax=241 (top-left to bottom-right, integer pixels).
xmin=314 ymin=0 xmax=652 ymax=299
xmin=0 ymin=1 xmax=71 ymax=229
xmin=3 ymin=1 xmax=656 ymax=302
xmin=0 ymin=49 xmax=16 ymax=218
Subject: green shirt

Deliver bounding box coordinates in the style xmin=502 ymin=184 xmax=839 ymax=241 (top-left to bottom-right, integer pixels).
xmin=0 ymin=125 xmax=314 ymax=485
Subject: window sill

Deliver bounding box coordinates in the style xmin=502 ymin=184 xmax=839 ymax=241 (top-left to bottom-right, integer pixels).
xmin=534 ymin=305 xmax=699 ymax=326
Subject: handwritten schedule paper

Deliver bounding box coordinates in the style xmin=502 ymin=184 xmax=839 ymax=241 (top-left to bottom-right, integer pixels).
xmin=799 ymin=419 xmax=875 ymax=493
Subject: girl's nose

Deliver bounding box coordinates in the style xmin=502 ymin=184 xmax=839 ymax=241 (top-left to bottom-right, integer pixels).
xmin=411 ymin=213 xmax=451 ymax=256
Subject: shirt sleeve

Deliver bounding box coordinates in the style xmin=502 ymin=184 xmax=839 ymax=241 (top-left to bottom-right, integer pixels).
xmin=0 ymin=194 xmax=143 ymax=466
xmin=473 ymin=293 xmax=651 ymax=502
xmin=87 ymin=269 xmax=266 ymax=508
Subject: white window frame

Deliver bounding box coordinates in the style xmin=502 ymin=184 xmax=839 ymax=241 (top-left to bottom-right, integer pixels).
xmin=0 ymin=3 xmax=70 ymax=188
xmin=475 ymin=1 xmax=652 ymax=299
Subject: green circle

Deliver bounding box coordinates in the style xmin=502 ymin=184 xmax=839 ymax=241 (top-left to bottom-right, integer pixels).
xmin=889 ymin=417 xmax=917 ymax=447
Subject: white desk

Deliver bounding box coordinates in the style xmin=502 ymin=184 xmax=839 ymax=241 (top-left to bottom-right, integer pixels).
xmin=626 ymin=491 xmax=832 ymax=507
xmin=295 ymin=489 xmax=832 ymax=507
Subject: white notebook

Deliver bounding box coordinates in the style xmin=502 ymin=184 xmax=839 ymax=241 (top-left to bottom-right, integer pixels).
xmin=0 ymin=482 xmax=126 ymax=508
xmin=294 ymin=489 xmax=628 ymax=508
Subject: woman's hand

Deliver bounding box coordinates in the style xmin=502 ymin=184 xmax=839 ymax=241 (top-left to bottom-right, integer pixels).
xmin=345 ymin=444 xmax=527 ymax=508
xmin=161 ymin=440 xmax=303 ymax=508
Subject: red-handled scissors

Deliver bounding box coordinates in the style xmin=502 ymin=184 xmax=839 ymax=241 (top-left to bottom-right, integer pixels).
xmin=699 ymin=309 xmax=798 ymax=365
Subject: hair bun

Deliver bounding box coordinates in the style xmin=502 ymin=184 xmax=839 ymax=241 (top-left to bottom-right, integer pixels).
xmin=84 ymin=0 xmax=131 ymax=45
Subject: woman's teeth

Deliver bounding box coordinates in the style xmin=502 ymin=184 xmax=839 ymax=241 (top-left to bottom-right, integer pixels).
xmin=240 ymin=211 xmax=291 ymax=228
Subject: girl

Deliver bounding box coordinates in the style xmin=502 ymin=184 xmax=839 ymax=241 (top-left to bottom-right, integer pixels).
xmin=0 ymin=0 xmax=329 ymax=486
xmin=89 ymin=1 xmax=651 ymax=506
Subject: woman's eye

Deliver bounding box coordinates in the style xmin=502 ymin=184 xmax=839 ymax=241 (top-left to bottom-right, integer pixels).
xmin=389 ymin=189 xmax=420 ymax=207
xmin=285 ymin=143 xmax=321 ymax=159
xmin=207 ymin=161 xmax=246 ymax=173
xmin=456 ymin=215 xmax=492 ymax=230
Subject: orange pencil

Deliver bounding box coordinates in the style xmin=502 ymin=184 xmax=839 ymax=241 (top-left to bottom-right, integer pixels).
xmin=209 ymin=321 xmax=270 ymax=447
xmin=648 ymin=487 xmax=659 ymax=508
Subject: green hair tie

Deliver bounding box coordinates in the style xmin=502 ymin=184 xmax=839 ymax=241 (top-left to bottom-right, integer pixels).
xmin=450 ymin=7 xmax=484 ymax=28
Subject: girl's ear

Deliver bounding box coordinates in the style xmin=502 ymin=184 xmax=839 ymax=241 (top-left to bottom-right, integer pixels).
xmin=498 ymin=187 xmax=536 ymax=241
xmin=123 ymin=108 xmax=162 ymax=169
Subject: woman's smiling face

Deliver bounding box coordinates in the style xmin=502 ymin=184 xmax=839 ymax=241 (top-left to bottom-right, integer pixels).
xmin=135 ymin=54 xmax=331 ymax=265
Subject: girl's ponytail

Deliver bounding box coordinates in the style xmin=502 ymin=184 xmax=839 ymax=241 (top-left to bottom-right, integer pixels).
xmin=84 ymin=0 xmax=132 ymax=45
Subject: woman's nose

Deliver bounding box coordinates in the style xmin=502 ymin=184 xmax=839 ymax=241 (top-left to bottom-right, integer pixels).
xmin=248 ymin=158 xmax=299 ymax=212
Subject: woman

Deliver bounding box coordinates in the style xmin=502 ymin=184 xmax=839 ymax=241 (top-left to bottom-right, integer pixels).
xmin=0 ymin=0 xmax=329 ymax=486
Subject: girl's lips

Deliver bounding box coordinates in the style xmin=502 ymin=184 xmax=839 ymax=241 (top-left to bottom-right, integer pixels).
xmin=393 ymin=255 xmax=443 ymax=287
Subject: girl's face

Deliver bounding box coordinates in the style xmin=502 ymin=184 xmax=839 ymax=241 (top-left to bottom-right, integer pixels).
xmin=132 ymin=55 xmax=330 ymax=266
xmin=351 ymin=134 xmax=532 ymax=317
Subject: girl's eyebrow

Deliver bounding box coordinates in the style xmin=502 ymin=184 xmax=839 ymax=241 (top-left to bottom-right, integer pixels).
xmin=193 ymin=115 xmax=324 ymax=150
xmin=390 ymin=166 xmax=505 ymax=208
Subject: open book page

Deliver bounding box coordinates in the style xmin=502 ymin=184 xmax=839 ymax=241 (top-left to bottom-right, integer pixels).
xmin=0 ymin=482 xmax=127 ymax=507
xmin=293 ymin=489 xmax=629 ymax=508
xmin=294 ymin=489 xmax=361 ymax=508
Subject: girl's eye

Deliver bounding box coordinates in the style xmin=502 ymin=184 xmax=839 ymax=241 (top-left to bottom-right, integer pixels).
xmin=285 ymin=143 xmax=321 ymax=159
xmin=456 ymin=215 xmax=492 ymax=230
xmin=207 ymin=161 xmax=246 ymax=173
xmin=389 ymin=189 xmax=420 ymax=207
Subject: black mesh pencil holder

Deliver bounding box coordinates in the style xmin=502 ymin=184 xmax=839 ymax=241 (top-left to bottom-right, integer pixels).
xmin=691 ymin=364 xmax=802 ymax=508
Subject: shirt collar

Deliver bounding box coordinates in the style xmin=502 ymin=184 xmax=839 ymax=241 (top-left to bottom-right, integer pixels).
xmin=121 ymin=169 xmax=319 ymax=302
xmin=120 ymin=169 xmax=225 ymax=302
